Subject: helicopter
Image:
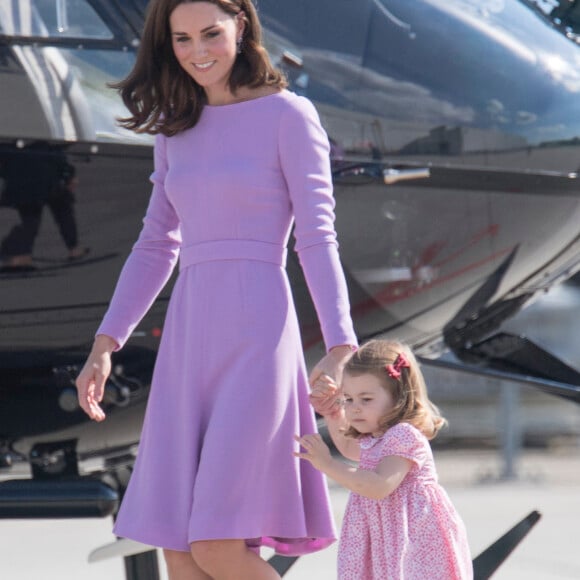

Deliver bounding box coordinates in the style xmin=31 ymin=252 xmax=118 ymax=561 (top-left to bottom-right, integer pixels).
xmin=1 ymin=1 xmax=580 ymax=578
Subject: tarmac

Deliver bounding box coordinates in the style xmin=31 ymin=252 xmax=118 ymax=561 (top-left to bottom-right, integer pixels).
xmin=1 ymin=446 xmax=579 ymax=580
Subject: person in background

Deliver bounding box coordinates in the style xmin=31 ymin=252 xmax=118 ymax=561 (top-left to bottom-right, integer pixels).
xmin=298 ymin=340 xmax=473 ymax=580
xmin=0 ymin=141 xmax=87 ymax=270
xmin=75 ymin=1 xmax=357 ymax=579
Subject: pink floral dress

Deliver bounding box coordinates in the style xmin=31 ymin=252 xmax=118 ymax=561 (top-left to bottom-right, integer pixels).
xmin=338 ymin=422 xmax=473 ymax=579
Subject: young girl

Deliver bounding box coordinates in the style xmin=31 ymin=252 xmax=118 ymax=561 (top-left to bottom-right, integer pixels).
xmin=296 ymin=340 xmax=473 ymax=580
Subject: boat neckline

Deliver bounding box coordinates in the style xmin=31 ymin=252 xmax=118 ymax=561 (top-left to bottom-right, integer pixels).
xmin=204 ymin=90 xmax=287 ymax=109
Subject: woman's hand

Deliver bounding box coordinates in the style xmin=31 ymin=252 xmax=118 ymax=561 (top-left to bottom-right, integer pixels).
xmin=294 ymin=433 xmax=333 ymax=472
xmin=308 ymin=344 xmax=353 ymax=387
xmin=75 ymin=334 xmax=117 ymax=421
xmin=309 ymin=374 xmax=342 ymax=417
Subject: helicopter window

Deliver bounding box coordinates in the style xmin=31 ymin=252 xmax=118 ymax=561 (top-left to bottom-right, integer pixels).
xmin=0 ymin=0 xmax=113 ymax=40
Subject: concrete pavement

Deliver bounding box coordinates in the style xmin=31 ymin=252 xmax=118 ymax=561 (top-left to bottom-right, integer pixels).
xmin=1 ymin=448 xmax=579 ymax=579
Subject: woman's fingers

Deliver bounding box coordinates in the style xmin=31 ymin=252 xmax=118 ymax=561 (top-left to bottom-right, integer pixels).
xmin=316 ymin=374 xmax=336 ymax=385
xmin=311 ymin=375 xmax=338 ymax=395
xmin=309 ymin=346 xmax=352 ymax=386
xmin=309 ymin=364 xmax=336 ymax=385
xmin=91 ymin=363 xmax=107 ymax=403
xmin=81 ymin=382 xmax=106 ymax=421
xmin=309 ymin=394 xmax=338 ymax=414
xmin=309 ymin=375 xmax=343 ymax=417
xmin=76 ymin=362 xmax=107 ymax=421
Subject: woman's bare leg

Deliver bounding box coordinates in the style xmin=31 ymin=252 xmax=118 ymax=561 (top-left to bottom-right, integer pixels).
xmin=191 ymin=539 xmax=281 ymax=580
xmin=163 ymin=549 xmax=212 ymax=580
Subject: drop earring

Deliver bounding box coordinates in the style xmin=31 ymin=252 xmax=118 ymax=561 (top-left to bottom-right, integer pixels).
xmin=236 ymin=37 xmax=243 ymax=54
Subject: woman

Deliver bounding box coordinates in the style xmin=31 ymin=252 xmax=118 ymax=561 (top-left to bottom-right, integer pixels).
xmin=75 ymin=1 xmax=357 ymax=578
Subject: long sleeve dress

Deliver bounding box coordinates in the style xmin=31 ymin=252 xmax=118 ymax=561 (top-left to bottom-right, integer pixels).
xmin=338 ymin=423 xmax=473 ymax=579
xmin=96 ymin=90 xmax=358 ymax=555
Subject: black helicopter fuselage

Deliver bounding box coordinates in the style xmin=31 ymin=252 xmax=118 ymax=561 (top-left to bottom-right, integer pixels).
xmin=1 ymin=0 xmax=580 ymax=471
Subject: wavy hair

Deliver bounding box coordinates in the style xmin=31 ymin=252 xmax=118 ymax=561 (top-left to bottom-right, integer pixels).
xmin=111 ymin=0 xmax=287 ymax=136
xmin=343 ymin=340 xmax=447 ymax=440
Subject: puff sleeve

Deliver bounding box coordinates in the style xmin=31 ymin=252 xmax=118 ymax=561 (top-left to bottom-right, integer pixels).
xmin=378 ymin=423 xmax=429 ymax=469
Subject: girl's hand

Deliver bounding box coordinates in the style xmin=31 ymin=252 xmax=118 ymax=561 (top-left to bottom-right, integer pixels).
xmin=294 ymin=433 xmax=333 ymax=471
xmin=75 ymin=335 xmax=117 ymax=421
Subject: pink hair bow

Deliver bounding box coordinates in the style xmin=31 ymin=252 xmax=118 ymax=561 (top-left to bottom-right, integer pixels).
xmin=386 ymin=353 xmax=410 ymax=379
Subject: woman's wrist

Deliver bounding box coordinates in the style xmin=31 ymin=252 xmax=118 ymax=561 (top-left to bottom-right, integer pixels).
xmin=329 ymin=344 xmax=356 ymax=357
xmin=93 ymin=334 xmax=118 ymax=354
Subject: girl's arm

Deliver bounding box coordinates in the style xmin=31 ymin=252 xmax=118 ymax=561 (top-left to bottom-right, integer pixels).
xmin=323 ymin=411 xmax=361 ymax=463
xmin=310 ymin=375 xmax=360 ymax=462
xmin=295 ymin=433 xmax=412 ymax=500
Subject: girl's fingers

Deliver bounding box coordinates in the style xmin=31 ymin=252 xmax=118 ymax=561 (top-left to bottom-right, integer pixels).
xmin=294 ymin=434 xmax=306 ymax=445
xmin=293 ymin=451 xmax=309 ymax=462
xmin=294 ymin=434 xmax=312 ymax=447
xmin=295 ymin=433 xmax=322 ymax=447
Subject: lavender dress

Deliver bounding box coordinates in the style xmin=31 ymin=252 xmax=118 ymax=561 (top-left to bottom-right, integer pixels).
xmin=96 ymin=91 xmax=357 ymax=555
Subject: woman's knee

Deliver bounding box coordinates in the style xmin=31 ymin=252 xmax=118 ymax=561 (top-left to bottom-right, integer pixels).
xmin=190 ymin=539 xmax=245 ymax=573
xmin=163 ymin=549 xmax=193 ymax=574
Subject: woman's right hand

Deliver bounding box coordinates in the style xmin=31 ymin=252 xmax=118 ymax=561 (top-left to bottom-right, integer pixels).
xmin=75 ymin=334 xmax=117 ymax=421
xmin=309 ymin=374 xmax=342 ymax=418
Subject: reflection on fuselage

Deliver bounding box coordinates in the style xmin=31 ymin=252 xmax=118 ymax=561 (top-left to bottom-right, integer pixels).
xmin=263 ymin=0 xmax=580 ymax=172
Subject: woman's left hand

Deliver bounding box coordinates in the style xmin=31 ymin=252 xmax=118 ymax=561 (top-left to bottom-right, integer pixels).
xmin=308 ymin=344 xmax=354 ymax=387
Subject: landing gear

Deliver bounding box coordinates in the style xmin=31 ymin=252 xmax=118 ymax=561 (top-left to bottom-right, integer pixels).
xmin=124 ymin=550 xmax=160 ymax=580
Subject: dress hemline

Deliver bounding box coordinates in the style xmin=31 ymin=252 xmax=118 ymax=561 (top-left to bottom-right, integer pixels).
xmin=114 ymin=524 xmax=336 ymax=556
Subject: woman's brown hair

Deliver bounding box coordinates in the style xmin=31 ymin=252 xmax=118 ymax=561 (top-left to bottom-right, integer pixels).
xmin=343 ymin=340 xmax=447 ymax=440
xmin=111 ymin=0 xmax=287 ymax=136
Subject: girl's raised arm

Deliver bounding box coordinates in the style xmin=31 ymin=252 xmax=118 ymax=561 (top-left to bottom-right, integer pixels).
xmin=295 ymin=434 xmax=412 ymax=500
xmin=324 ymin=413 xmax=361 ymax=463
xmin=310 ymin=375 xmax=360 ymax=462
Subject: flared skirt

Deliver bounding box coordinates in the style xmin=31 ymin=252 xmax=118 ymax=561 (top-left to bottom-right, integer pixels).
xmin=113 ymin=258 xmax=336 ymax=555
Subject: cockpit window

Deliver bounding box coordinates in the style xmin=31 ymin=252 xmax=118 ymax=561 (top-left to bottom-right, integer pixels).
xmin=0 ymin=0 xmax=113 ymax=39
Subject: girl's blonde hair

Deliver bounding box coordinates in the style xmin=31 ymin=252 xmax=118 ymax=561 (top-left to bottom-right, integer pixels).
xmin=343 ymin=340 xmax=447 ymax=440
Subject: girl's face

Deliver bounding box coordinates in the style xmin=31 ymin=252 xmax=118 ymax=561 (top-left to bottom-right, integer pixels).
xmin=342 ymin=372 xmax=395 ymax=437
xmin=170 ymin=2 xmax=244 ymax=105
